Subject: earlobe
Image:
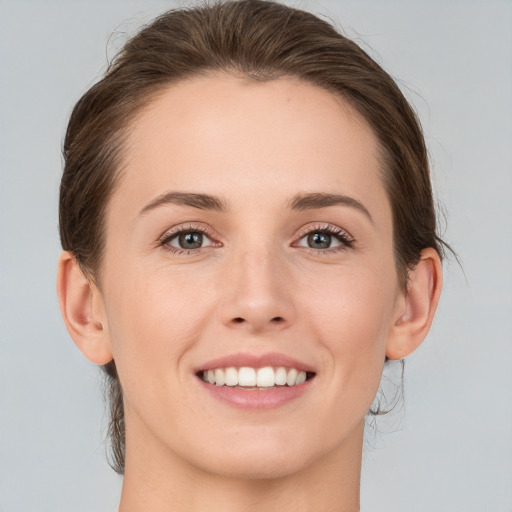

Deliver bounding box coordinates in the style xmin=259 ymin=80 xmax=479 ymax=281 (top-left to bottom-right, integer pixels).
xmin=386 ymin=247 xmax=443 ymax=360
xmin=56 ymin=251 xmax=113 ymax=365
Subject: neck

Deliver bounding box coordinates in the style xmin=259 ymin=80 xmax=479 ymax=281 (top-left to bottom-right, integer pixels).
xmin=118 ymin=420 xmax=363 ymax=512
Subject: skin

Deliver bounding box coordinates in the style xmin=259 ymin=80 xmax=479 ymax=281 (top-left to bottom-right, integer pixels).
xmin=57 ymin=74 xmax=442 ymax=511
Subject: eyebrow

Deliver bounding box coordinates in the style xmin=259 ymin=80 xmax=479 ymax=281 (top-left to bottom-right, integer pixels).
xmin=139 ymin=190 xmax=373 ymax=223
xmin=139 ymin=191 xmax=228 ymax=215
xmin=288 ymin=192 xmax=373 ymax=224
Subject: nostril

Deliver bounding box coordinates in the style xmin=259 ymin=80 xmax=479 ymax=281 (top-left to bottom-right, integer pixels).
xmin=230 ymin=316 xmax=285 ymax=326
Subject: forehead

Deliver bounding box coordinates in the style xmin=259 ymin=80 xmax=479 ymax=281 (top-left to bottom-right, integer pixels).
xmin=111 ymin=73 xmax=389 ymax=221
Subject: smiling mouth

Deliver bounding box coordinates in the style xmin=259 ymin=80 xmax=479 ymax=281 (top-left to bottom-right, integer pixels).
xmin=197 ymin=366 xmax=316 ymax=389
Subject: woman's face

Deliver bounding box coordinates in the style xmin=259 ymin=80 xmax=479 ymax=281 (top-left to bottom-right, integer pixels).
xmin=98 ymin=74 xmax=405 ymax=478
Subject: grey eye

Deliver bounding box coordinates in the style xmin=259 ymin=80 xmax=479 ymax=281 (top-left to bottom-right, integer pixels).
xmin=298 ymin=230 xmax=345 ymax=250
xmin=307 ymin=232 xmax=332 ymax=249
xmin=167 ymin=230 xmax=213 ymax=250
xmin=179 ymin=232 xmax=203 ymax=249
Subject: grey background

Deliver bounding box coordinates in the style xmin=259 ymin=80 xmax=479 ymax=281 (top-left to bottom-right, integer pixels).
xmin=1 ymin=1 xmax=511 ymax=511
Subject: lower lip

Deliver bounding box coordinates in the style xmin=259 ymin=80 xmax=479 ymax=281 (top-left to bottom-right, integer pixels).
xmin=198 ymin=378 xmax=313 ymax=410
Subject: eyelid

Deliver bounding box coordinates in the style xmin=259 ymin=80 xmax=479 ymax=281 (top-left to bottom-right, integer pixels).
xmin=158 ymin=223 xmax=222 ymax=251
xmin=295 ymin=222 xmax=354 ymax=241
xmin=156 ymin=221 xmax=354 ymax=255
xmin=297 ymin=222 xmax=354 ymax=240
xmin=293 ymin=223 xmax=355 ymax=252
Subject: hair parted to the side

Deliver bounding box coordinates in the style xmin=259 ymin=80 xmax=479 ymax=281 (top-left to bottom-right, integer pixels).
xmin=60 ymin=0 xmax=448 ymax=474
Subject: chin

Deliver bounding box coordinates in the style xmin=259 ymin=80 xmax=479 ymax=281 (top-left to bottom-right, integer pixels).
xmin=184 ymin=428 xmax=329 ymax=481
xmin=201 ymin=450 xmax=312 ymax=481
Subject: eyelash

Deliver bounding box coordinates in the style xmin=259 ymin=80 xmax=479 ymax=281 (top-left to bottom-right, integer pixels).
xmin=159 ymin=224 xmax=218 ymax=256
xmin=158 ymin=223 xmax=355 ymax=255
xmin=294 ymin=224 xmax=355 ymax=254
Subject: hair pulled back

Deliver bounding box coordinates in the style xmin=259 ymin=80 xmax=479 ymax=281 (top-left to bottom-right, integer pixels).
xmin=60 ymin=0 xmax=445 ymax=474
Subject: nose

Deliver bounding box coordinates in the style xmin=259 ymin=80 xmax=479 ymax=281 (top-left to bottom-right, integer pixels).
xmin=217 ymin=248 xmax=295 ymax=333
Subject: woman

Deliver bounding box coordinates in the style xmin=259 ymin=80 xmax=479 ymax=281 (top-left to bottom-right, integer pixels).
xmin=56 ymin=1 xmax=444 ymax=510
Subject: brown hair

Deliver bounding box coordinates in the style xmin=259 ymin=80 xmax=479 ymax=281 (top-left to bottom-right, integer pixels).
xmin=60 ymin=0 xmax=446 ymax=474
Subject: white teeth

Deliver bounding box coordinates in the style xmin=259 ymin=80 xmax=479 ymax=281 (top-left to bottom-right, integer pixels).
xmin=214 ymin=368 xmax=225 ymax=386
xmin=286 ymin=368 xmax=298 ymax=386
xmin=238 ymin=367 xmax=256 ymax=386
xmin=275 ymin=367 xmax=287 ymax=385
xmin=296 ymin=371 xmax=307 ymax=385
xmin=201 ymin=366 xmax=310 ymax=388
xmin=225 ymin=367 xmax=238 ymax=386
xmin=256 ymin=367 xmax=275 ymax=387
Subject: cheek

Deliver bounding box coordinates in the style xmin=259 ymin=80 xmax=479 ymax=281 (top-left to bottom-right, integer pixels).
xmin=305 ymin=262 xmax=396 ymax=343
xmin=101 ymin=262 xmax=216 ymax=396
xmin=106 ymin=255 xmax=214 ymax=333
xmin=303 ymin=264 xmax=396 ymax=397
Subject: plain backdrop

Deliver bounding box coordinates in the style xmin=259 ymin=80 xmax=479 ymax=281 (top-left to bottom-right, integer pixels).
xmin=1 ymin=1 xmax=511 ymax=511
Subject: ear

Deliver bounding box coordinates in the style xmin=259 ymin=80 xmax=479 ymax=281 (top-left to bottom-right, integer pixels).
xmin=386 ymin=247 xmax=443 ymax=360
xmin=56 ymin=251 xmax=113 ymax=365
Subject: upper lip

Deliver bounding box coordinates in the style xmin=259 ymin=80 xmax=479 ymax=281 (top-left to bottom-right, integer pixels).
xmin=195 ymin=352 xmax=316 ymax=374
